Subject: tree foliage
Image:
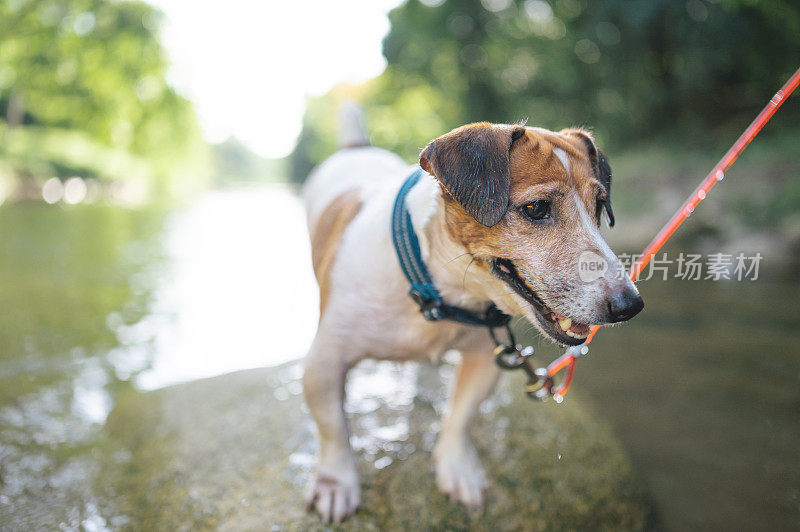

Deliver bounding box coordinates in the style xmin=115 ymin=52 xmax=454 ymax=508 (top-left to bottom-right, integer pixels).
xmin=0 ymin=0 xmax=206 ymax=184
xmin=290 ymin=0 xmax=800 ymax=182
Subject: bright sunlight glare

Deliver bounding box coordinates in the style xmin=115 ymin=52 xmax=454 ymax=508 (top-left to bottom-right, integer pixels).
xmin=147 ymin=0 xmax=402 ymax=158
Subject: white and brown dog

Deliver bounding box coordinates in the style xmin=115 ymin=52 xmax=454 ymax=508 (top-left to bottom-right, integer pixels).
xmin=302 ymin=112 xmax=643 ymax=523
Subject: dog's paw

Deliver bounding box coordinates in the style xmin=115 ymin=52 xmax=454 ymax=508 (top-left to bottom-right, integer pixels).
xmin=433 ymin=439 xmax=487 ymax=510
xmin=305 ymin=470 xmax=361 ymax=524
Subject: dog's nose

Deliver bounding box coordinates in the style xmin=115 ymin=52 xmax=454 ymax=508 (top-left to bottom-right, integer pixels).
xmin=606 ymin=288 xmax=644 ymax=323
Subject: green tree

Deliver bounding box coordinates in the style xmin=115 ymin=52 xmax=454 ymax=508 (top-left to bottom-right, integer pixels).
xmin=0 ymin=0 xmax=206 ymax=186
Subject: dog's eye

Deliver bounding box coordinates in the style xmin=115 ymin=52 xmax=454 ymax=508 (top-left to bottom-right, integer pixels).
xmin=520 ymin=200 xmax=550 ymax=222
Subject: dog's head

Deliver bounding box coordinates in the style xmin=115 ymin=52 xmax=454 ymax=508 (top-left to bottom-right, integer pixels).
xmin=420 ymin=122 xmax=643 ymax=346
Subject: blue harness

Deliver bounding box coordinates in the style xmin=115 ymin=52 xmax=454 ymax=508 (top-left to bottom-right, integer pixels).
xmin=391 ymin=168 xmax=511 ymax=328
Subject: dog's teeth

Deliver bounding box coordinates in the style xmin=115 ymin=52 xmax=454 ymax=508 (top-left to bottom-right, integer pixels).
xmin=565 ymin=329 xmax=588 ymax=339
xmin=558 ymin=317 xmax=572 ymax=331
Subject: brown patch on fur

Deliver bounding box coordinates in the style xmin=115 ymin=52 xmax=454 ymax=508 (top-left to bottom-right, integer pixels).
xmin=310 ymin=189 xmax=362 ymax=313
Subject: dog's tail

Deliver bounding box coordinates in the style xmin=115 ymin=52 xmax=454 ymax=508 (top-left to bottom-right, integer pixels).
xmin=338 ymin=101 xmax=369 ymax=149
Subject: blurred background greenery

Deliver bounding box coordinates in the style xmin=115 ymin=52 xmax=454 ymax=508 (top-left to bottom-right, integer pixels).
xmin=1 ymin=0 xmax=798 ymax=229
xmin=2 ymin=0 xmax=798 ymax=196
xmin=291 ymin=0 xmax=800 ymax=176
xmin=0 ymin=0 xmax=203 ymax=198
xmin=0 ymin=0 xmax=286 ymax=204
xmin=290 ymin=0 xmax=800 ymax=265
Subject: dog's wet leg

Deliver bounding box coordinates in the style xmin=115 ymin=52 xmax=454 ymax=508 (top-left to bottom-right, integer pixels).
xmin=434 ymin=349 xmax=501 ymax=511
xmin=302 ymin=346 xmax=360 ymax=523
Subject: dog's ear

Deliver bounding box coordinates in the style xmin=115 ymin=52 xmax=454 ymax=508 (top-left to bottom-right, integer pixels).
xmin=568 ymin=129 xmax=615 ymax=228
xmin=595 ymin=148 xmax=615 ymax=227
xmin=420 ymin=123 xmax=526 ymax=227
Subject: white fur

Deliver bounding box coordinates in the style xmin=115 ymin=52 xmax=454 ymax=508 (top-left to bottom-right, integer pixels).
xmin=306 ymin=152 xmax=491 ymax=364
xmin=572 ymin=190 xmax=633 ymax=292
xmin=303 ymin=146 xmax=408 ymax=230
xmin=302 ymin=148 xmax=496 ymax=522
xmin=338 ymin=101 xmax=369 ymax=148
xmin=553 ymin=147 xmax=570 ymax=175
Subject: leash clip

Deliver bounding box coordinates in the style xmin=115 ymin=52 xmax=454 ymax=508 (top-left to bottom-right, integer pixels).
xmin=490 ymin=325 xmax=587 ymax=402
xmin=491 ymin=325 xmax=551 ymax=401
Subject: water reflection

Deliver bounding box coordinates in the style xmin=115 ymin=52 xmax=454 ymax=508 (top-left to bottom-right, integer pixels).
xmin=137 ymin=186 xmax=318 ymax=389
xmin=0 ymin=185 xmax=319 ymax=528
xmin=0 ymin=202 xmax=167 ymax=529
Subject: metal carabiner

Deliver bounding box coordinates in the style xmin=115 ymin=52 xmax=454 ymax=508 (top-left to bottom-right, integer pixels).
xmin=524 ymin=366 xmax=552 ymax=400
xmin=490 ymin=325 xmax=589 ymax=402
xmin=490 ymin=325 xmax=551 ymax=401
xmin=493 ymin=343 xmax=522 ymax=369
xmin=491 ymin=325 xmax=529 ymax=368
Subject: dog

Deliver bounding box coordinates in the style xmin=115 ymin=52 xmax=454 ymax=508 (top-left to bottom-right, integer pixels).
xmin=301 ymin=109 xmax=643 ymax=523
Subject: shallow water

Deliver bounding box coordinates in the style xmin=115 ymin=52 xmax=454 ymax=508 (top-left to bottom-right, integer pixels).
xmin=550 ymin=275 xmax=800 ymax=531
xmin=0 ymin=186 xmax=319 ymax=529
xmin=0 ymin=186 xmax=797 ymax=530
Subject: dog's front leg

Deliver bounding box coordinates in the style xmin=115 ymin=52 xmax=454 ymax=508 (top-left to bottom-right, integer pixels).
xmin=302 ymin=348 xmax=359 ymax=523
xmin=434 ymin=349 xmax=501 ymax=510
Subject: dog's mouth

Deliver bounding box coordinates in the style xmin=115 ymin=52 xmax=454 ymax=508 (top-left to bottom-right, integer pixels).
xmin=490 ymin=258 xmax=590 ymax=346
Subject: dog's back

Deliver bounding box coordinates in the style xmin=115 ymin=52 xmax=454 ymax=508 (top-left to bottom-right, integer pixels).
xmin=303 ymin=146 xmax=407 ymax=231
xmin=303 ymin=103 xmax=408 ymax=229
xmin=302 ymin=104 xmax=409 ymax=309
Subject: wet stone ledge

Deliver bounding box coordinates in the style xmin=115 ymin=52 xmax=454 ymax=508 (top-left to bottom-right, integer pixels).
xmin=99 ymin=359 xmax=653 ymax=530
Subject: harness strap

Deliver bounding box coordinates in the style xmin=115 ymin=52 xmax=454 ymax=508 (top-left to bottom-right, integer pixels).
xmin=391 ymin=168 xmax=510 ymax=328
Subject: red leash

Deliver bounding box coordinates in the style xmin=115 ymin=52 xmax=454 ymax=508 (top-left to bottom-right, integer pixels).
xmin=548 ymin=66 xmax=800 ymax=401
